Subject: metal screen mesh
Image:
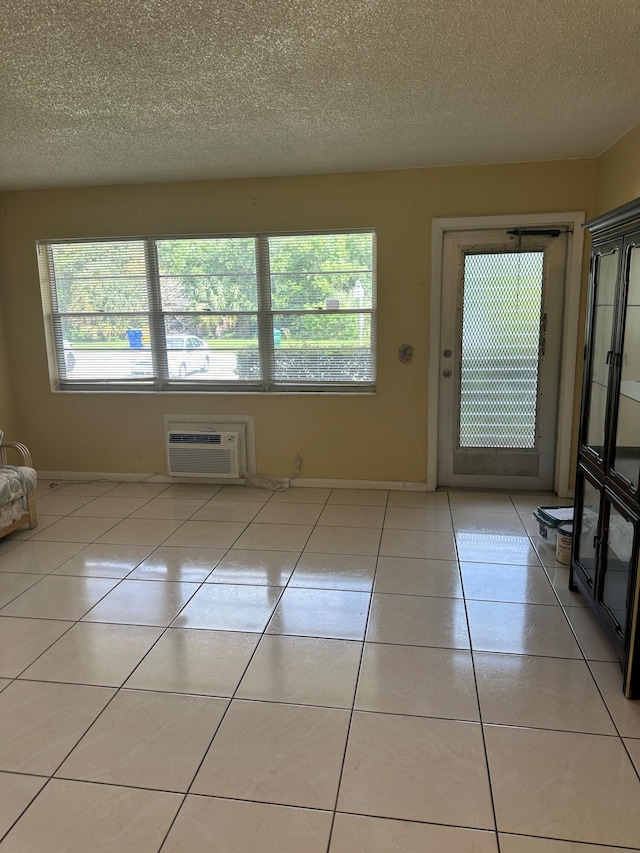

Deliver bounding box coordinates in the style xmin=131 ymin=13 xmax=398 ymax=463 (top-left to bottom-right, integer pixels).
xmin=459 ymin=251 xmax=544 ymax=448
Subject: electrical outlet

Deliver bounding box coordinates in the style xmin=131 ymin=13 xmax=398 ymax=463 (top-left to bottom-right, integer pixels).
xmin=132 ymin=448 xmax=141 ymax=460
xmin=294 ymin=451 xmax=302 ymax=470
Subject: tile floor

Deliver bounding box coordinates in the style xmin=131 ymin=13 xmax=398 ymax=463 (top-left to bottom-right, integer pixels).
xmin=0 ymin=481 xmax=639 ymax=852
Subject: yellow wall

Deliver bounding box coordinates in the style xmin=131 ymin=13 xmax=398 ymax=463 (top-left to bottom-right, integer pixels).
xmin=0 ymin=292 xmax=17 ymax=437
xmin=0 ymin=160 xmax=597 ymax=481
xmin=595 ymin=124 xmax=640 ymax=214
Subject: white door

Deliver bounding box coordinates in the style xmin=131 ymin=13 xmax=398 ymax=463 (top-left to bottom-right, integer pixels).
xmin=438 ymin=228 xmax=568 ymax=490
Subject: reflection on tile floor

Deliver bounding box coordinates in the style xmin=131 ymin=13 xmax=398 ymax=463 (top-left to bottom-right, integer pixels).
xmin=1 ymin=483 xmax=639 ymax=852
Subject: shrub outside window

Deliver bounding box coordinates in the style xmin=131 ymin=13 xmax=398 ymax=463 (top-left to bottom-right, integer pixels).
xmin=37 ymin=230 xmax=376 ymax=392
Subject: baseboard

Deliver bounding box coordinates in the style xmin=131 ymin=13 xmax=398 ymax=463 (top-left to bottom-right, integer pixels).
xmin=38 ymin=470 xmax=246 ymax=486
xmin=291 ymin=478 xmax=429 ymax=491
xmin=37 ymin=470 xmax=431 ymax=491
xmin=39 ymin=471 xmax=151 ymax=483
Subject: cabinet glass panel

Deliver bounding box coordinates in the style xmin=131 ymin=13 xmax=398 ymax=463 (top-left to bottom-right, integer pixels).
xmin=575 ymin=475 xmax=600 ymax=587
xmin=600 ymin=502 xmax=635 ymax=637
xmin=585 ymin=249 xmax=618 ymax=459
xmin=613 ymin=244 xmax=640 ymax=491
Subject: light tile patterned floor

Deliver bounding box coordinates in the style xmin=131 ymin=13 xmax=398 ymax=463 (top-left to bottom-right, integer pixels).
xmin=0 ymin=482 xmax=639 ymax=852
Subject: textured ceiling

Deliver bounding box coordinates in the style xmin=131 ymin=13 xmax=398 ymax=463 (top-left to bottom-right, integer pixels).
xmin=1 ymin=0 xmax=639 ymax=190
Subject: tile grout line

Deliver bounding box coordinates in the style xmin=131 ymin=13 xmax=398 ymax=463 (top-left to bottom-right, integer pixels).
xmin=461 ymin=490 xmax=502 ymax=853
xmin=323 ymin=488 xmax=389 ymax=853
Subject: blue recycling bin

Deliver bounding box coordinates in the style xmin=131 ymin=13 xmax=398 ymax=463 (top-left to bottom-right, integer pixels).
xmin=126 ymin=329 xmax=143 ymax=348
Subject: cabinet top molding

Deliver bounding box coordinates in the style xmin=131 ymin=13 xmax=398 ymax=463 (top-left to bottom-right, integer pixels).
xmin=584 ymin=196 xmax=640 ymax=238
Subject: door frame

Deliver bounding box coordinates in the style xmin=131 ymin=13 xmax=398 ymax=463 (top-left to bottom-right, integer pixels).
xmin=428 ymin=212 xmax=586 ymax=496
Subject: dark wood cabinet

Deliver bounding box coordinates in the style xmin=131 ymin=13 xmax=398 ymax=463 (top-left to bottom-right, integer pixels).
xmin=571 ymin=197 xmax=640 ymax=698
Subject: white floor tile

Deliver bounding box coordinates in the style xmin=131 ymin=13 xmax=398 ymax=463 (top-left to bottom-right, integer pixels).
xmin=82 ymin=579 xmax=199 ymax=627
xmin=305 ymin=525 xmax=381 ymax=556
xmin=128 ymin=546 xmax=225 ymax=582
xmin=366 ymin=593 xmax=470 ymax=649
xmin=0 ymin=617 xmax=73 ymax=678
xmin=327 ymin=489 xmax=388 ymax=506
xmin=57 ymin=689 xmax=228 ymax=791
xmin=466 ymin=601 xmax=582 ymax=658
xmin=267 ymin=587 xmax=370 ymax=640
xmin=0 ymin=575 xmax=120 ymax=621
xmin=52 ymin=544 xmax=153 ymax=578
xmin=172 ymin=583 xmax=283 ymax=632
xmin=379 ymin=528 xmax=456 ymax=560
xmin=474 ymin=652 xmax=616 ymax=734
xmin=355 ymin=643 xmax=479 ymax=719
xmin=237 ymin=634 xmax=362 ymax=707
xmin=485 ymin=725 xmax=640 ymax=847
xmin=289 ymin=553 xmax=376 ymax=591
xmin=192 ymin=700 xmax=350 ymax=808
xmin=162 ymin=796 xmax=332 ymax=852
xmin=338 ymin=712 xmax=494 ymax=828
xmin=331 ymin=814 xmax=499 ymax=853
xmin=0 ymin=772 xmax=47 ymax=839
xmin=0 ymin=680 xmax=115 ymax=774
xmin=125 ymin=628 xmax=259 ymax=696
xmin=0 ymin=779 xmax=181 ymax=853
xmin=20 ymin=622 xmax=163 ymax=687
xmin=0 ymin=541 xmax=86 ymax=575
xmin=374 ymin=556 xmax=462 ymax=598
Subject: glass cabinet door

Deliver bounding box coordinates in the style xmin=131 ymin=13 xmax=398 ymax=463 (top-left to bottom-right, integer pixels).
xmin=600 ymin=499 xmax=637 ymax=639
xmin=613 ymin=240 xmax=640 ymax=493
xmin=584 ymin=246 xmax=619 ymax=462
xmin=574 ymin=472 xmax=601 ymax=588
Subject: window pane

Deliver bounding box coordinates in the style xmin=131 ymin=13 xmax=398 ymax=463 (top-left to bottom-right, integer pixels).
xmin=271 ymin=313 xmax=373 ymax=383
xmin=613 ymin=246 xmax=640 ymax=489
xmin=163 ymin=314 xmax=259 ymax=382
xmin=42 ymin=231 xmax=375 ymax=392
xmin=575 ymin=474 xmax=600 ymax=587
xmin=459 ymin=251 xmax=543 ymax=448
xmin=157 ymin=238 xmax=258 ymax=312
xmin=51 ymin=241 xmax=148 ymax=312
xmin=586 ymin=250 xmax=618 ymax=458
xmin=268 ymin=234 xmax=374 ymax=311
xmin=60 ymin=316 xmax=151 ymax=381
xmin=602 ymin=503 xmax=634 ymax=635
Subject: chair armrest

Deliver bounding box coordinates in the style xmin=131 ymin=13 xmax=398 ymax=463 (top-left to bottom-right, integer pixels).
xmin=0 ymin=440 xmax=34 ymax=468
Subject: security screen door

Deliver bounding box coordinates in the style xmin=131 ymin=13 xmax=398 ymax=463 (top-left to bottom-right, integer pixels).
xmin=438 ymin=229 xmax=567 ymax=490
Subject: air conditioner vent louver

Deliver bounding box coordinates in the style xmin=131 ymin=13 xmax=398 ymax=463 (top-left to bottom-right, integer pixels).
xmin=167 ymin=428 xmax=241 ymax=478
xmin=169 ymin=432 xmax=222 ymax=445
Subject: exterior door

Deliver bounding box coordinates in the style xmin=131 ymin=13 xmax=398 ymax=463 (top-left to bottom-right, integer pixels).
xmin=438 ymin=229 xmax=567 ymax=490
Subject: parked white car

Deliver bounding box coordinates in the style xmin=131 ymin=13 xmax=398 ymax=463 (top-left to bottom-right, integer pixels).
xmin=131 ymin=335 xmax=210 ymax=378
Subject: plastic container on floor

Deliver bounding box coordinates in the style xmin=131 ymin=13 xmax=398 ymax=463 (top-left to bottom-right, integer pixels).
xmin=556 ymin=521 xmax=573 ymax=565
xmin=533 ymin=505 xmax=574 ymax=543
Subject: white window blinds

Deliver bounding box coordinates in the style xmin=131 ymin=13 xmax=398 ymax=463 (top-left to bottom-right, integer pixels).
xmin=38 ymin=230 xmax=376 ymax=392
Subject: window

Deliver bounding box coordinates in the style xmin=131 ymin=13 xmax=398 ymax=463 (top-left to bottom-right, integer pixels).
xmin=37 ymin=231 xmax=376 ymax=392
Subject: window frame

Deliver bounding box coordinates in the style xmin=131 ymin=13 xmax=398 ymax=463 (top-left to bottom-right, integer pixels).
xmin=37 ymin=229 xmax=377 ymax=394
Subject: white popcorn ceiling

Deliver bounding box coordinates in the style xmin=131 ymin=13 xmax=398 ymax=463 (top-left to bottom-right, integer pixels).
xmin=0 ymin=0 xmax=639 ymax=189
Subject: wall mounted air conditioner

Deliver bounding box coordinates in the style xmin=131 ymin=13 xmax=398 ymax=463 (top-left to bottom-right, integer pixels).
xmin=167 ymin=427 xmax=241 ymax=478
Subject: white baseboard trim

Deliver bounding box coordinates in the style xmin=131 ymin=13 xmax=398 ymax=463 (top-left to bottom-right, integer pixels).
xmin=38 ymin=471 xmax=247 ymax=486
xmin=37 ymin=472 xmax=566 ymax=496
xmin=37 ymin=471 xmax=431 ymax=491
xmin=39 ymin=471 xmax=151 ymax=483
xmin=291 ymin=478 xmax=429 ymax=491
